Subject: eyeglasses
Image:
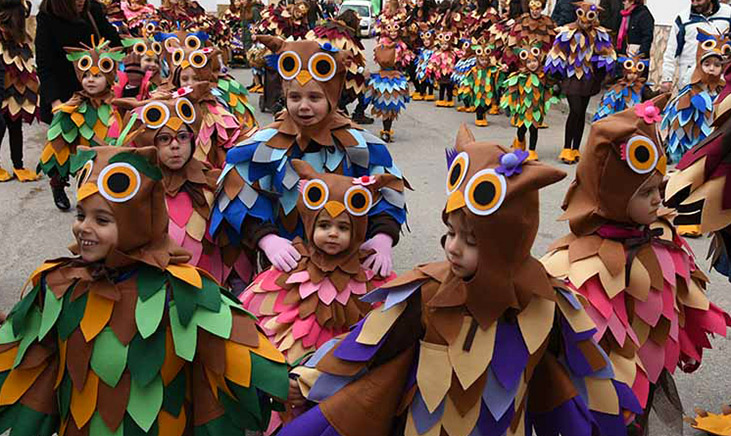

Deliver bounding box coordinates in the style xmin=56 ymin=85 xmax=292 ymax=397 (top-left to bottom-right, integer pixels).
xmin=155 ymin=131 xmax=193 ymax=146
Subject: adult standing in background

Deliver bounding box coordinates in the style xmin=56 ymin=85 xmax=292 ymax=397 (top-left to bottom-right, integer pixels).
xmin=35 ymin=0 xmax=120 ymax=125
xmin=661 ymin=0 xmax=731 ymax=92
xmin=551 ymin=0 xmax=575 ymax=25
xmin=614 ymin=0 xmax=654 ymax=56
xmin=599 ymin=0 xmax=622 ymax=32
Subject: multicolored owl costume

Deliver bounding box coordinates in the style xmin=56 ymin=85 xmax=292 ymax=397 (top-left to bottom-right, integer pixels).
xmin=0 ymin=18 xmax=39 ymax=124
xmin=241 ymin=161 xmax=396 ymax=364
xmin=364 ymin=42 xmax=410 ymax=142
xmin=501 ymin=42 xmax=559 ymax=129
xmin=115 ymin=37 xmax=163 ymax=101
xmin=544 ymin=1 xmax=616 ymax=95
xmin=113 ymin=84 xmax=255 ymax=286
xmin=662 ymin=29 xmax=729 ymax=164
xmin=279 ymin=125 xmax=642 ymax=436
xmin=38 ymin=39 xmax=124 ymax=180
xmin=666 ymin=64 xmax=731 ymax=436
xmin=593 ymin=54 xmax=651 ymax=122
xmin=460 ymin=39 xmax=504 ymax=126
xmin=504 ymin=0 xmax=556 ymax=70
xmin=542 ymin=94 xmax=731 ymax=434
xmin=451 ymin=38 xmax=476 ymax=111
xmin=377 ymin=19 xmax=415 ymax=72
xmin=0 ymin=145 xmax=289 ymax=435
xmin=413 ymin=28 xmax=436 ymax=101
xmin=426 ymin=30 xmax=457 ymax=86
xmin=211 ymin=36 xmax=407 ymax=262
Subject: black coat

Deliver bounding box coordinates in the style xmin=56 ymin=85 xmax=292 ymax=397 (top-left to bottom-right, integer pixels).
xmin=613 ymin=4 xmax=654 ymax=57
xmin=551 ymin=0 xmax=576 ymax=26
xmin=35 ymin=0 xmax=121 ymax=123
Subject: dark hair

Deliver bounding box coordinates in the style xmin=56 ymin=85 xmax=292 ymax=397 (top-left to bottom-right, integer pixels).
xmin=40 ymin=0 xmax=87 ymax=21
xmin=337 ymin=9 xmax=359 ymax=34
xmin=0 ymin=0 xmax=27 ymax=43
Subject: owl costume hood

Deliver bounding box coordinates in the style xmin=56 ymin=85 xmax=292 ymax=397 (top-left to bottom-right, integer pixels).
xmin=592 ymin=54 xmax=650 ymax=122
xmin=65 ymin=38 xmax=124 ymax=89
xmin=279 ymin=125 xmax=643 ymax=436
xmin=0 ymin=145 xmax=289 ymax=435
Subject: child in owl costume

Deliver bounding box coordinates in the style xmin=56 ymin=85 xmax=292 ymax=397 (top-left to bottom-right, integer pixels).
xmin=501 ymin=41 xmax=559 ymax=161
xmin=114 ymin=82 xmax=255 ymax=291
xmin=364 ymin=41 xmax=410 ymax=143
xmin=541 ymin=94 xmax=731 ymax=435
xmin=115 ymin=36 xmax=163 ymax=101
xmin=461 ymin=38 xmax=504 ymax=127
xmin=0 ymin=145 xmax=289 ymax=435
xmin=592 ymin=53 xmax=653 ymax=122
xmin=38 ymin=38 xmax=124 ymax=211
xmin=278 ymin=124 xmax=643 ymax=436
xmin=413 ymin=28 xmax=436 ymax=101
xmin=211 ymin=36 xmax=408 ymax=283
xmin=662 ymin=29 xmax=728 ymax=164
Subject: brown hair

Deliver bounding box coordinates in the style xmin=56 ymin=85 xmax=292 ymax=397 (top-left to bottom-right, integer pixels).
xmin=0 ymin=0 xmax=27 ymax=44
xmin=40 ymin=0 xmax=87 ymax=21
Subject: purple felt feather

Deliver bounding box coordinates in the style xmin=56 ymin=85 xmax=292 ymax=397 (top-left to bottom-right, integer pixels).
xmin=332 ymin=319 xmax=386 ymax=362
xmin=446 ymin=147 xmax=458 ymax=169
xmin=491 ymin=320 xmax=529 ymax=391
xmin=278 ymin=406 xmax=343 ymax=436
xmin=476 ymin=401 xmax=515 ymax=435
xmin=528 ymin=397 xmax=598 ymax=436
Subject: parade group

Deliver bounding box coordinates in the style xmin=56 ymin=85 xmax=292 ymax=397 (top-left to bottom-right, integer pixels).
xmin=2 ymin=0 xmax=731 ymax=434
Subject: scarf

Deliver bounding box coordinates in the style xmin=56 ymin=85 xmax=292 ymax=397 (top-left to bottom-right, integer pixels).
xmin=617 ymin=4 xmax=637 ymax=51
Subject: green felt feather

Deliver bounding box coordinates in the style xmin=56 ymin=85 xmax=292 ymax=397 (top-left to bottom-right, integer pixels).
xmin=70 ymin=148 xmax=97 ymax=174
xmin=10 ymin=283 xmax=40 ymax=337
xmin=128 ymin=329 xmax=165 ymax=387
xmin=0 ymin=319 xmax=20 ymax=344
xmin=109 ymin=152 xmax=163 ymax=181
xmin=168 ymin=304 xmax=197 ymax=362
xmin=57 ymin=290 xmax=87 ymax=340
xmin=193 ymin=302 xmax=232 ymax=339
xmin=39 ymin=284 xmax=63 ymax=341
xmin=161 ymin=371 xmax=186 ymax=417
xmin=136 ymin=266 xmax=167 ymax=301
xmin=13 ymin=309 xmax=41 ymax=368
xmin=127 ymin=375 xmax=163 ymax=432
xmin=122 ymin=38 xmax=143 ymax=48
xmin=170 ymin=278 xmax=197 ymax=327
xmin=58 ymin=375 xmax=72 ymax=419
xmin=250 ymin=353 xmax=288 ymax=399
xmin=90 ymin=412 xmax=123 ymax=436
xmin=91 ymin=327 xmax=129 ymax=387
xmin=10 ymin=405 xmax=56 ymax=436
xmin=84 ymin=105 xmax=98 ymax=127
xmin=123 ymin=413 xmax=158 ymax=436
xmin=98 ymin=104 xmax=111 ymax=125
xmin=65 ymin=51 xmax=87 ymax=62
xmin=135 ymin=290 xmax=165 ymax=339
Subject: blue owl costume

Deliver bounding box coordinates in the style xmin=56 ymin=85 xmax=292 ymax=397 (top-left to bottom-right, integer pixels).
xmin=364 ymin=41 xmax=410 ymax=143
xmin=211 ymin=36 xmax=407 ymax=275
xmin=662 ymin=29 xmax=729 ymax=164
xmin=593 ymin=54 xmax=652 ymax=122
xmin=413 ymin=30 xmax=436 ymax=100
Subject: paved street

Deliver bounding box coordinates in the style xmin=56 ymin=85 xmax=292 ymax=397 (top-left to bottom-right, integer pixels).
xmin=0 ymin=37 xmax=728 ymax=434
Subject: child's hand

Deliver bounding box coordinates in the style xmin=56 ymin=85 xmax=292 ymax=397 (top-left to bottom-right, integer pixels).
xmin=361 ymin=233 xmax=394 ymax=277
xmin=258 ymin=234 xmax=301 ymax=272
xmin=288 ymin=378 xmax=307 ymax=408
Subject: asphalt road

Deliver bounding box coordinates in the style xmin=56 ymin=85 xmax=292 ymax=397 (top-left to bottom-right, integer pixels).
xmin=0 ymin=37 xmax=728 ymax=434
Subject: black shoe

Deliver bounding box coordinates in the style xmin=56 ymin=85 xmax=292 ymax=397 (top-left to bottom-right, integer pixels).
xmin=352 ymin=112 xmax=374 ymax=125
xmin=52 ymin=185 xmax=70 ymax=211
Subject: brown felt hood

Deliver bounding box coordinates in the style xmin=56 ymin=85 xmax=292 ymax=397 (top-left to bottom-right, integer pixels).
xmin=291 ymin=159 xmax=396 ymax=272
xmin=690 ymin=29 xmax=729 ymax=87
xmin=439 ymin=124 xmax=566 ymax=329
xmin=560 ymin=93 xmax=670 ymax=235
xmin=71 ymin=146 xmax=190 ymax=269
xmin=65 ymin=39 xmax=124 ymax=87
xmin=374 ymin=41 xmax=397 ymax=69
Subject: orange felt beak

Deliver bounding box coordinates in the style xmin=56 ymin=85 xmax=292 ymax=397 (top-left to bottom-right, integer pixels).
xmin=445 ymin=191 xmax=466 ymax=213
xmin=656 ymin=155 xmax=667 ymax=176
xmin=77 ymin=182 xmax=99 ymax=201
xmin=181 ymin=60 xmax=190 ymax=69
xmin=324 ymin=201 xmax=346 ymax=218
xmin=166 ymin=117 xmax=183 ymax=131
xmin=296 ymin=69 xmax=313 ymax=86
xmin=89 ymin=66 xmax=100 ymax=75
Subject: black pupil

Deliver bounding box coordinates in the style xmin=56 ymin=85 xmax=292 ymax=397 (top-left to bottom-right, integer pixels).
xmin=635 ymin=146 xmax=651 ymax=163
xmin=181 ymin=103 xmax=192 ymax=118
xmin=81 ymin=59 xmax=89 ymax=67
xmin=351 ymin=193 xmax=366 ymax=209
xmin=307 ymin=187 xmax=322 ymax=203
xmin=108 ymin=173 xmax=130 ymax=194
xmin=194 ymin=55 xmax=203 ymax=64
xmin=147 ymin=108 xmax=162 ymax=123
xmin=188 ymin=40 xmax=196 ymax=48
xmin=137 ymin=45 xmax=144 ymax=53
xmin=474 ymin=181 xmax=496 ymax=206
xmin=102 ymin=60 xmax=111 ymax=69
xmin=316 ymin=59 xmax=330 ymax=75
xmin=282 ymin=56 xmax=295 ymax=72
xmin=78 ymin=169 xmax=88 ymax=188
xmin=449 ymin=163 xmax=462 ymax=186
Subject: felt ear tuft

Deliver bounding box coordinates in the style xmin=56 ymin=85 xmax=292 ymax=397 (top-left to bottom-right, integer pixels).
xmin=290 ymin=159 xmax=318 ymax=180
xmin=255 ymin=35 xmax=285 ymax=53
xmin=455 ymin=123 xmax=475 ymax=151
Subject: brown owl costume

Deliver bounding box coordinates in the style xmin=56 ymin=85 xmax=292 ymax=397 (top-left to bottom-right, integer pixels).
xmin=0 ymin=145 xmax=288 ymax=435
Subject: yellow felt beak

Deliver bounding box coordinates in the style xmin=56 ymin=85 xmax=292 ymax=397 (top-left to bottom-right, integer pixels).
xmin=145 ymin=50 xmax=155 ymax=57
xmin=296 ymin=70 xmax=313 ymax=86
xmin=90 ymin=66 xmax=100 ymax=75
xmin=324 ymin=201 xmax=346 ymax=218
xmin=167 ymin=117 xmax=183 ymax=131
xmin=445 ymin=191 xmax=466 ymax=213
xmin=181 ymin=60 xmax=190 ymax=69
xmin=657 ymin=155 xmax=667 ymax=176
xmin=77 ymin=183 xmax=99 ymax=201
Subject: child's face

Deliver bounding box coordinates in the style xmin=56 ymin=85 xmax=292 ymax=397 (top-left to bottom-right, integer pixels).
xmin=286 ymin=80 xmax=330 ymax=127
xmin=702 ymin=56 xmax=723 ymax=77
xmin=82 ymin=72 xmax=108 ymax=96
xmin=179 ymin=67 xmax=197 ymax=87
xmin=73 ymin=195 xmax=119 ymax=263
xmin=444 ymin=212 xmax=479 ymax=279
xmin=526 ymin=57 xmax=540 ymax=72
xmin=141 ymin=55 xmax=160 ymax=74
xmin=625 ymin=71 xmax=638 ymax=82
xmin=155 ymin=126 xmax=193 ymax=170
xmin=626 ymin=173 xmax=662 ymax=226
xmin=312 ymin=210 xmax=352 ymax=255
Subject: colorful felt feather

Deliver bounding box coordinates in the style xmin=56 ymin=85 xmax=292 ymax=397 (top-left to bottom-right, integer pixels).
xmin=501 ymin=71 xmax=559 ymax=127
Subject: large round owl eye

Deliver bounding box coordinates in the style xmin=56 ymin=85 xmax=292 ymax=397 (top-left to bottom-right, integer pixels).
xmin=345 ymin=186 xmax=372 ymax=216
xmin=531 ymin=47 xmax=541 ymax=57
xmin=462 ymin=41 xmax=470 ymax=50
xmin=702 ymin=39 xmax=717 ymax=51
xmin=98 ymin=56 xmax=115 ymax=73
xmin=98 ymin=163 xmax=141 ymax=203
xmin=386 ymin=24 xmax=393 ymax=31
xmin=151 ymin=41 xmax=163 ymax=55
xmin=623 ymin=59 xmax=635 ymax=70
xmin=309 ymin=52 xmax=336 ymax=82
xmin=172 ymin=48 xmax=185 ymax=66
xmin=464 ymin=169 xmax=507 ymax=216
xmin=302 ymin=179 xmax=329 ymax=210
xmin=278 ymin=51 xmax=301 ymax=80
xmin=76 ymin=160 xmax=94 ymax=190
xmin=146 ymin=23 xmax=155 ymax=33
xmin=133 ymin=42 xmax=147 ymax=55
xmin=576 ymin=8 xmax=585 ymax=17
xmin=189 ymin=50 xmax=208 ymax=69
xmin=723 ymin=44 xmax=731 ymax=56
xmin=519 ymin=50 xmax=529 ymax=60
xmin=77 ymin=55 xmax=93 ymax=71
xmin=586 ymin=10 xmax=597 ymax=21
xmin=625 ymin=135 xmax=660 ymax=174
xmin=175 ymin=97 xmax=196 ymax=124
xmin=393 ymin=23 xmax=400 ymax=31
xmin=164 ymin=37 xmax=181 ymax=51
xmin=142 ymin=102 xmax=170 ymax=129
xmin=636 ymin=62 xmax=646 ymax=72
xmin=436 ymin=34 xmax=444 ymax=41
xmin=185 ymin=35 xmax=202 ymax=50
xmin=446 ymin=151 xmax=470 ymax=194
xmin=475 ymin=47 xmax=484 ymax=56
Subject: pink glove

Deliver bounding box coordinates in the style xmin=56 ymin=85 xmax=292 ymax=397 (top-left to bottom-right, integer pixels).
xmin=360 ymin=233 xmax=394 ymax=277
xmin=258 ymin=234 xmax=301 ymax=272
